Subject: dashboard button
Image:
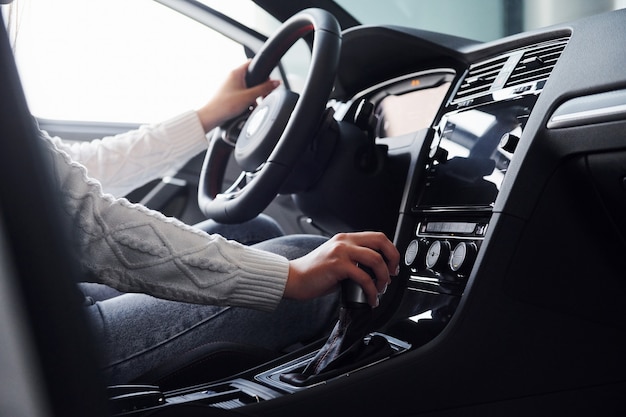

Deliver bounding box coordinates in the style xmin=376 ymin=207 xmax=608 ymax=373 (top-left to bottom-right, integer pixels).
xmin=500 ymin=132 xmax=520 ymax=153
xmin=404 ymin=239 xmax=420 ymax=266
xmin=425 ymin=240 xmax=451 ymax=271
xmin=449 ymin=242 xmax=477 ymax=275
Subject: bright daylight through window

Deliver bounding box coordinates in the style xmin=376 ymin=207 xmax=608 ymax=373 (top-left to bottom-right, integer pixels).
xmin=4 ymin=0 xmax=249 ymax=123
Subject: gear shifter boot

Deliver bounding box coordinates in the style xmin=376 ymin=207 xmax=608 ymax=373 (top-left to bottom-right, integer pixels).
xmin=279 ymin=305 xmax=393 ymax=387
xmin=280 ymin=268 xmax=394 ymax=387
xmin=305 ymin=304 xmax=372 ymax=373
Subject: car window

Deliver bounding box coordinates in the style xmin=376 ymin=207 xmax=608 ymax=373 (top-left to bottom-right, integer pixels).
xmin=7 ymin=0 xmax=248 ymax=124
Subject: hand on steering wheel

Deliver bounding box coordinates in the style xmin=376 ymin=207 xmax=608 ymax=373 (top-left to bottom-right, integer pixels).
xmin=198 ymin=8 xmax=341 ymax=224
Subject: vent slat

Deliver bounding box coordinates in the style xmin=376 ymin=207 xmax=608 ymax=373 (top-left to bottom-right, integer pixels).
xmin=451 ymin=37 xmax=569 ymax=104
xmin=453 ymin=56 xmax=509 ymax=100
xmin=504 ymin=38 xmax=569 ymax=88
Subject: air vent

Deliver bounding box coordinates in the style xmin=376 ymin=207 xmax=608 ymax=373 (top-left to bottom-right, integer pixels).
xmin=451 ymin=37 xmax=570 ymax=105
xmin=452 ymin=56 xmax=509 ymax=103
xmin=504 ymin=37 xmax=569 ymax=88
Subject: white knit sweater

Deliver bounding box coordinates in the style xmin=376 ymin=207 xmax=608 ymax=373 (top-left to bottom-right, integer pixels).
xmin=40 ymin=114 xmax=289 ymax=311
xmin=48 ymin=111 xmax=208 ymax=197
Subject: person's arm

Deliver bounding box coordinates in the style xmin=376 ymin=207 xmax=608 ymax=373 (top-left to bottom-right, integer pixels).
xmin=44 ymin=133 xmax=289 ymax=311
xmin=54 ymin=61 xmax=279 ymax=197
xmin=48 ymin=111 xmax=208 ymax=197
xmin=44 ymin=131 xmax=401 ymax=311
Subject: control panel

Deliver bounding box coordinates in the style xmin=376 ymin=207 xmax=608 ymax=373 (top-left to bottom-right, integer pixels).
xmin=404 ymin=220 xmax=488 ymax=296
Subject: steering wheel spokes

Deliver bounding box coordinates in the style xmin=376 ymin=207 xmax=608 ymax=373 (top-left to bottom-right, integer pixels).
xmin=215 ymin=169 xmax=259 ymax=201
xmin=198 ymin=8 xmax=341 ymax=224
xmin=219 ymin=110 xmax=253 ymax=147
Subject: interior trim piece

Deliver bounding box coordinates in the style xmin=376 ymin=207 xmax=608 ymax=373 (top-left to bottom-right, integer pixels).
xmin=154 ymin=0 xmax=266 ymax=51
xmin=547 ymin=89 xmax=626 ymax=129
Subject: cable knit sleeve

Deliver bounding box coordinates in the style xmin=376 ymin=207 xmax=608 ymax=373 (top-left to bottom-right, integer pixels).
xmin=41 ymin=133 xmax=288 ymax=312
xmin=48 ymin=111 xmax=208 ymax=197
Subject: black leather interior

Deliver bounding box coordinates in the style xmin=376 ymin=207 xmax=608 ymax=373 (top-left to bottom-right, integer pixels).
xmin=132 ymin=342 xmax=280 ymax=392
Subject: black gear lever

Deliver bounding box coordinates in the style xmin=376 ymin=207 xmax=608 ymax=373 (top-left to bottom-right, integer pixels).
xmin=279 ymin=264 xmax=394 ymax=387
xmin=340 ymin=266 xmax=374 ymax=307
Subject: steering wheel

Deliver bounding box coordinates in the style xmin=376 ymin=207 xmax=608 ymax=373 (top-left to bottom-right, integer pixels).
xmin=198 ymin=8 xmax=341 ymax=224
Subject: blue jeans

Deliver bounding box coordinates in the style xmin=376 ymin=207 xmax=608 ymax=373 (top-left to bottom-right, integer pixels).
xmin=194 ymin=213 xmax=285 ymax=245
xmin=82 ymin=234 xmax=338 ymax=385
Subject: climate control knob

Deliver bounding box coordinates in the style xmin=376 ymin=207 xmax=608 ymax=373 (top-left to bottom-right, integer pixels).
xmin=500 ymin=132 xmax=520 ymax=153
xmin=404 ymin=239 xmax=420 ymax=267
xmin=425 ymin=240 xmax=451 ymax=271
xmin=449 ymin=241 xmax=477 ymax=275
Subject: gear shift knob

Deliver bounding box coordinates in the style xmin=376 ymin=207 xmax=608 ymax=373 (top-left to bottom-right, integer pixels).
xmin=341 ymin=264 xmax=376 ymax=308
xmin=279 ymin=262 xmax=392 ymax=387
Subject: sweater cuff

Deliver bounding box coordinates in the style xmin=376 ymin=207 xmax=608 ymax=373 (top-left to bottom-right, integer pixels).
xmin=161 ymin=110 xmax=210 ymax=158
xmin=228 ymin=247 xmax=290 ymax=311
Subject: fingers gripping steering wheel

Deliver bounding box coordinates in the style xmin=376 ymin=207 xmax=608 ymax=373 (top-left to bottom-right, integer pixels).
xmin=198 ymin=9 xmax=341 ymax=224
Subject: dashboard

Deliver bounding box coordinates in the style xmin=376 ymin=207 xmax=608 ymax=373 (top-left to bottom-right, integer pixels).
xmin=328 ymin=30 xmax=574 ymax=320
xmin=109 ymin=8 xmax=626 ymax=415
xmin=297 ymin=16 xmax=626 ymax=411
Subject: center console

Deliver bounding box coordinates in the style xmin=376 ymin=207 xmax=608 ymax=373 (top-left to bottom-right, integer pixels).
xmin=401 ymin=42 xmax=556 ymax=317
xmin=405 ymin=94 xmax=536 ymax=298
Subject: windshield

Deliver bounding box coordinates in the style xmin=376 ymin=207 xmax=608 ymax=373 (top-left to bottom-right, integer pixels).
xmin=335 ymin=0 xmax=626 ymax=42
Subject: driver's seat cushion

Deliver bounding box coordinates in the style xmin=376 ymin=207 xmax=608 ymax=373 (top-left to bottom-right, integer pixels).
xmin=131 ymin=341 xmax=280 ymax=391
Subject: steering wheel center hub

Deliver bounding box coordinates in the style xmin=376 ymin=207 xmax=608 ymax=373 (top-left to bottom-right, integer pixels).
xmin=235 ymin=89 xmax=299 ymax=172
xmin=246 ymin=105 xmax=269 ymax=137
